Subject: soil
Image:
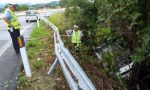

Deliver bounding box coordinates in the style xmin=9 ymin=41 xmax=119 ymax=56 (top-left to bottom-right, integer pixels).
xmin=19 ymin=26 xmax=123 ymax=90
xmin=51 ymin=35 xmax=117 ymax=90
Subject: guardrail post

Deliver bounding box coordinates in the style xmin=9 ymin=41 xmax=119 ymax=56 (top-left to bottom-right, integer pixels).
xmin=37 ymin=16 xmax=40 ymax=28
xmin=18 ymin=36 xmax=32 ymax=77
xmin=48 ymin=58 xmax=59 ymax=75
xmin=40 ymin=15 xmax=96 ymax=90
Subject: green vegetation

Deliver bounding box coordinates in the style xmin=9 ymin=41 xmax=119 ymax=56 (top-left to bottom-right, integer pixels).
xmin=3 ymin=4 xmax=29 ymax=11
xmin=19 ymin=0 xmax=150 ymax=88
xmin=18 ymin=72 xmax=28 ymax=90
xmin=60 ymin=0 xmax=150 ymax=61
xmin=48 ymin=13 xmax=71 ymax=32
xmin=17 ymin=5 xmax=29 ymax=11
xmin=0 ymin=4 xmax=28 ymax=13
xmin=48 ymin=13 xmax=122 ymax=89
xmin=59 ymin=0 xmax=150 ymax=89
xmin=18 ymin=21 xmax=56 ymax=90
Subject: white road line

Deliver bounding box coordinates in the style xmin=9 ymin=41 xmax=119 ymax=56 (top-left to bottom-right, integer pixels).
xmin=0 ymin=41 xmax=12 ymax=57
xmin=0 ymin=23 xmax=34 ymax=57
xmin=20 ymin=23 xmax=34 ymax=35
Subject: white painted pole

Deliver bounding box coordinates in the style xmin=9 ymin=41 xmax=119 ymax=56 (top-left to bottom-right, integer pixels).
xmin=18 ymin=36 xmax=32 ymax=77
xmin=37 ymin=17 xmax=40 ymax=28
xmin=20 ymin=47 xmax=32 ymax=77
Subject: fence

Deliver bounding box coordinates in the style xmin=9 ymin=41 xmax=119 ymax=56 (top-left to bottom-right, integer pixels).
xmin=38 ymin=13 xmax=96 ymax=90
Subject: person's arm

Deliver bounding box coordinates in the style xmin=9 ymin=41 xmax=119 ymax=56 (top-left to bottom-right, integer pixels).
xmin=3 ymin=9 xmax=13 ymax=27
xmin=80 ymin=31 xmax=83 ymax=38
xmin=3 ymin=17 xmax=13 ymax=26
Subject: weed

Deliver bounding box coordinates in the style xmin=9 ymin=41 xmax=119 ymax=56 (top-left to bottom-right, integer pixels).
xmin=18 ymin=72 xmax=28 ymax=90
xmin=33 ymin=60 xmax=44 ymax=70
xmin=18 ymin=18 xmax=55 ymax=89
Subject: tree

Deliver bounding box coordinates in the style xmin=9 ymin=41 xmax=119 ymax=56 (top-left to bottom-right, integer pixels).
xmin=61 ymin=0 xmax=150 ymax=89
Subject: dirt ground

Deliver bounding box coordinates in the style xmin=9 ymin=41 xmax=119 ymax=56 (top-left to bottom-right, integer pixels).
xmin=52 ymin=35 xmax=118 ymax=90
xmin=18 ymin=22 xmax=124 ymax=90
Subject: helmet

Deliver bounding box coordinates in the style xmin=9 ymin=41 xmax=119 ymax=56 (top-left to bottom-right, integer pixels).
xmin=74 ymin=25 xmax=79 ymax=29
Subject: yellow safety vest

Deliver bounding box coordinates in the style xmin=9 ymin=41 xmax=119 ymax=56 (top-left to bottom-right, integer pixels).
xmin=6 ymin=9 xmax=21 ymax=30
xmin=71 ymin=30 xmax=81 ymax=44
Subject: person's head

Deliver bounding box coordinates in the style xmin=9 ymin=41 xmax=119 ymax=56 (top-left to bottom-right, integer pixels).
xmin=74 ymin=25 xmax=79 ymax=31
xmin=8 ymin=4 xmax=17 ymax=12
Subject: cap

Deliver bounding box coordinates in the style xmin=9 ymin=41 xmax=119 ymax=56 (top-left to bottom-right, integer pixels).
xmin=74 ymin=25 xmax=79 ymax=28
xmin=8 ymin=4 xmax=17 ymax=7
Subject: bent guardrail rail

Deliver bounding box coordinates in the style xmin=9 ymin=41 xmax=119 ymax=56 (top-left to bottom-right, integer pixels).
xmin=38 ymin=14 xmax=96 ymax=90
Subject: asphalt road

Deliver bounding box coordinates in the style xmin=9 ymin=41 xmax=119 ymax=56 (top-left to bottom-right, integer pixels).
xmin=0 ymin=16 xmax=37 ymax=90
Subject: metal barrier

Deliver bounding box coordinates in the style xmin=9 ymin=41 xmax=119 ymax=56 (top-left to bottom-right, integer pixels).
xmin=38 ymin=14 xmax=96 ymax=90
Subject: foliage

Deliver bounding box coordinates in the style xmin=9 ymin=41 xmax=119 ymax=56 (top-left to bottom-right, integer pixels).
xmin=4 ymin=4 xmax=29 ymax=11
xmin=60 ymin=0 xmax=150 ymax=89
xmin=17 ymin=4 xmax=29 ymax=11
xmin=18 ymin=72 xmax=28 ymax=90
xmin=61 ymin=0 xmax=150 ymax=62
xmin=48 ymin=13 xmax=71 ymax=31
xmin=18 ymin=21 xmax=56 ymax=89
xmin=96 ymin=27 xmax=112 ymax=44
xmin=102 ymin=52 xmax=117 ymax=74
xmin=131 ymin=26 xmax=150 ymax=62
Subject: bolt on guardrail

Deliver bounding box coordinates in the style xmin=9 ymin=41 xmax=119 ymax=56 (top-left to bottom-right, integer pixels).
xmin=38 ymin=13 xmax=96 ymax=90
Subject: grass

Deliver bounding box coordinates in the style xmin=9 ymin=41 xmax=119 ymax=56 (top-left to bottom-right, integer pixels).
xmin=48 ymin=12 xmax=101 ymax=89
xmin=18 ymin=12 xmax=117 ymax=90
xmin=48 ymin=13 xmax=72 ymax=32
xmin=48 ymin=13 xmax=125 ymax=90
xmin=18 ymin=21 xmax=56 ymax=90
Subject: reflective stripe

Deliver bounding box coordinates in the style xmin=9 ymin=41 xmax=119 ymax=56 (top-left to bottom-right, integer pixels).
xmin=71 ymin=30 xmax=81 ymax=44
xmin=6 ymin=9 xmax=21 ymax=29
xmin=18 ymin=37 xmax=23 ymax=47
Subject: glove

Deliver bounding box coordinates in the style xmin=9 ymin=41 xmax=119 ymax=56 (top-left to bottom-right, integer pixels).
xmin=8 ymin=26 xmax=13 ymax=32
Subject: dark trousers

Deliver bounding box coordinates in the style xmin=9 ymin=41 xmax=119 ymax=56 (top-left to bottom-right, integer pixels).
xmin=8 ymin=29 xmax=20 ymax=53
xmin=73 ymin=43 xmax=81 ymax=53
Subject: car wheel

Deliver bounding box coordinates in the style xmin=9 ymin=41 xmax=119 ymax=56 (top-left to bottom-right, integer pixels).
xmin=26 ymin=20 xmax=28 ymax=23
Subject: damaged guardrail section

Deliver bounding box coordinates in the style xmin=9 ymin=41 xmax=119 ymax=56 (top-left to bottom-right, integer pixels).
xmin=38 ymin=15 xmax=96 ymax=90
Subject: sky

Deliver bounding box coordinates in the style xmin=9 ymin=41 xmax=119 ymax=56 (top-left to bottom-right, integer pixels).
xmin=0 ymin=0 xmax=60 ymax=4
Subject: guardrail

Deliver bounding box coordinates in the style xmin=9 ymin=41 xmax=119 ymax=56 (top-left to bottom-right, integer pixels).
xmin=38 ymin=14 xmax=96 ymax=90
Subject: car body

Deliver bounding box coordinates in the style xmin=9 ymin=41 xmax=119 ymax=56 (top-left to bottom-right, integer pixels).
xmin=25 ymin=10 xmax=38 ymax=23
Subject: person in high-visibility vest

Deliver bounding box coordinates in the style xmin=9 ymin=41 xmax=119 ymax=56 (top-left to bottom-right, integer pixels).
xmin=71 ymin=25 xmax=83 ymax=51
xmin=3 ymin=4 xmax=21 ymax=54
